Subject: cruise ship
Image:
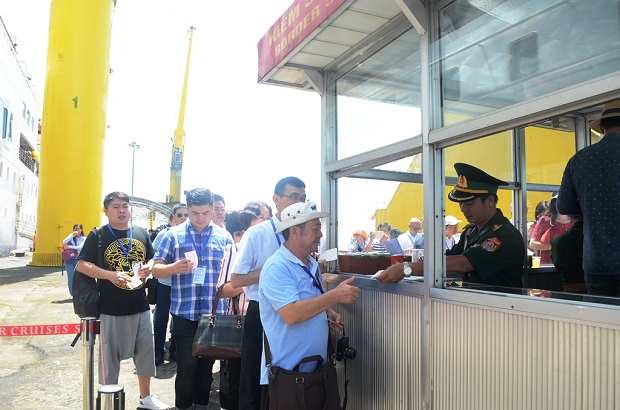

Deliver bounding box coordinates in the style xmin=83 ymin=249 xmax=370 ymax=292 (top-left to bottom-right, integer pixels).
xmin=0 ymin=16 xmax=40 ymax=256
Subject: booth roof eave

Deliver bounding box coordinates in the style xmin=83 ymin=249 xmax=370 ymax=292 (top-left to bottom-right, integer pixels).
xmin=256 ymin=0 xmax=404 ymax=91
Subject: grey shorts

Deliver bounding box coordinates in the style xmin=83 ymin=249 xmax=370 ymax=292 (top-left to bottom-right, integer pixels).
xmin=99 ymin=311 xmax=155 ymax=385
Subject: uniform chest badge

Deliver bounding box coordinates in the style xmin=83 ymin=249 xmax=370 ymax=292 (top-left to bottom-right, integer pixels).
xmin=491 ymin=224 xmax=502 ymax=231
xmin=482 ymin=237 xmax=501 ymax=252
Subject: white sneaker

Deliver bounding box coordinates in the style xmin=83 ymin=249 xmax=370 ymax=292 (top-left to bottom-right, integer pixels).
xmin=136 ymin=394 xmax=170 ymax=410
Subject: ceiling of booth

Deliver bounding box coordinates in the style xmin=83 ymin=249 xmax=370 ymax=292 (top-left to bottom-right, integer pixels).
xmin=258 ymin=0 xmax=405 ymax=91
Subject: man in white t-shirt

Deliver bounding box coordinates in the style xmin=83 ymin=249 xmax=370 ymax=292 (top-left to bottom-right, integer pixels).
xmin=398 ymin=217 xmax=423 ymax=250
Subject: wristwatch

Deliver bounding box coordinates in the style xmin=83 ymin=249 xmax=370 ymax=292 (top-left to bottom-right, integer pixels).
xmin=402 ymin=262 xmax=412 ymax=278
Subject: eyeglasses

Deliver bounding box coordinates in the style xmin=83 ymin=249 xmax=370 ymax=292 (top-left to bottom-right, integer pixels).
xmin=280 ymin=193 xmax=307 ymax=203
xmin=213 ymin=207 xmax=226 ymax=213
xmin=233 ymin=230 xmax=244 ymax=237
xmin=176 ymin=213 xmax=188 ymax=218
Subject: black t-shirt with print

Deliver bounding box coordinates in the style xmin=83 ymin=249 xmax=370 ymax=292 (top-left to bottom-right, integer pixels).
xmin=79 ymin=224 xmax=154 ymax=316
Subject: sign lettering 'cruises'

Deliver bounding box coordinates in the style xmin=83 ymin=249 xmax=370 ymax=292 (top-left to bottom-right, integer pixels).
xmin=257 ymin=0 xmax=346 ymax=80
xmin=0 ymin=324 xmax=81 ymax=336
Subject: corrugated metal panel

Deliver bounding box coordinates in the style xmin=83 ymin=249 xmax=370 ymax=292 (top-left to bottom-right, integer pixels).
xmin=432 ymin=301 xmax=620 ymax=410
xmin=331 ymin=285 xmax=424 ymax=410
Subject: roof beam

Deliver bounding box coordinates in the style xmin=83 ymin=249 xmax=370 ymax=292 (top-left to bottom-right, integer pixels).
xmin=393 ymin=0 xmax=427 ymax=35
xmin=301 ymin=68 xmax=324 ymax=96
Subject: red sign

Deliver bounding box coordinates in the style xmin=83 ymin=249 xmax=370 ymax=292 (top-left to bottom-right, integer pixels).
xmin=257 ymin=0 xmax=346 ymax=80
xmin=0 ymin=324 xmax=81 ymax=336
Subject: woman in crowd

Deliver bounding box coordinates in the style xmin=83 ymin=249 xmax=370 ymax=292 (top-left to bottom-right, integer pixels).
xmin=62 ymin=223 xmax=85 ymax=297
xmin=529 ymin=195 xmax=574 ymax=265
xmin=348 ymin=230 xmax=368 ymax=253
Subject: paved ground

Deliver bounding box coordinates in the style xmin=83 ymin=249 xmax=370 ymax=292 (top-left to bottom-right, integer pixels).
xmin=0 ymin=254 xmax=221 ymax=409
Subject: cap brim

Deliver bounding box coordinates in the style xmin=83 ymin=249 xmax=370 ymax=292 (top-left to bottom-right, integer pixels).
xmin=448 ymin=189 xmax=478 ymax=202
xmin=276 ymin=212 xmax=330 ymax=234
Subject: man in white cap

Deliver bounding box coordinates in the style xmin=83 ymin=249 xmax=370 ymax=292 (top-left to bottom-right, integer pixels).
xmin=444 ymin=215 xmax=462 ymax=250
xmin=258 ymin=202 xmax=360 ymax=405
xmin=557 ymin=100 xmax=620 ymax=297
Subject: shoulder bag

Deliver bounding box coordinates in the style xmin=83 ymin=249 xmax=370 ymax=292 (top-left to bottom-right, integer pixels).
xmin=72 ymin=227 xmax=103 ymax=318
xmin=192 ymin=285 xmax=244 ymax=360
xmin=264 ymin=332 xmax=342 ymax=410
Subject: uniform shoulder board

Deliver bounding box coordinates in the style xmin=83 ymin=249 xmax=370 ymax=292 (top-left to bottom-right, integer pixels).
xmin=491 ymin=224 xmax=503 ymax=231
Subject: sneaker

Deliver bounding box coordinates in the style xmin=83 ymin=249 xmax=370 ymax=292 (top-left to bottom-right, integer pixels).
xmin=136 ymin=394 xmax=169 ymax=410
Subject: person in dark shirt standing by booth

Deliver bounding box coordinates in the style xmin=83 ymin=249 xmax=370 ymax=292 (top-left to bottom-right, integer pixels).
xmin=377 ymin=163 xmax=525 ymax=288
xmin=557 ymin=100 xmax=620 ymax=297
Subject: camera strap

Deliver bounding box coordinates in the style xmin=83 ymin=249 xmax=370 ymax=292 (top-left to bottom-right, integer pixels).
xmin=341 ymin=327 xmax=350 ymax=410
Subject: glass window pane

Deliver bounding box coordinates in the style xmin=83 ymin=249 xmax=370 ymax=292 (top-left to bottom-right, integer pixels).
xmin=436 ymin=0 xmax=620 ymax=125
xmin=337 ymin=28 xmax=422 ymax=159
xmin=525 ymin=120 xmax=576 ymax=185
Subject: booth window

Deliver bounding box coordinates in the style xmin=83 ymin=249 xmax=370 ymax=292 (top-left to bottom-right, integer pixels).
xmin=435 ymin=0 xmax=620 ymax=127
xmin=336 ymin=28 xmax=421 ymax=159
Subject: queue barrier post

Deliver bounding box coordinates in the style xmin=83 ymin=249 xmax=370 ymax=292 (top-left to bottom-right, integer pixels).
xmin=81 ymin=317 xmax=100 ymax=410
xmin=97 ymin=385 xmax=125 ymax=410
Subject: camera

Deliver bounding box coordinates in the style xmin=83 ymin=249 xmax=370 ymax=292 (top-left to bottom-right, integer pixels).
xmin=336 ymin=336 xmax=357 ymax=361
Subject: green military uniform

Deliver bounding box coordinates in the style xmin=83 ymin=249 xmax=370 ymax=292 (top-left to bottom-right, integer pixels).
xmin=447 ymin=209 xmax=524 ymax=287
xmin=446 ymin=163 xmax=525 ymax=288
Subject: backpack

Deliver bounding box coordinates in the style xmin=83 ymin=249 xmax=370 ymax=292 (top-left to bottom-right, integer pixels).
xmin=72 ymin=226 xmax=104 ymax=318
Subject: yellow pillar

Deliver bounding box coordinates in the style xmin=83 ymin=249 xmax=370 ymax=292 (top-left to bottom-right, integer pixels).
xmin=31 ymin=0 xmax=115 ymax=266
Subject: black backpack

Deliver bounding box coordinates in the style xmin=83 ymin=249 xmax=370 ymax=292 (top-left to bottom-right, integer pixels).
xmin=72 ymin=226 xmax=104 ymax=318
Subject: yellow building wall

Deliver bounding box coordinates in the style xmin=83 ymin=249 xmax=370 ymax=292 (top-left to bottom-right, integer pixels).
xmin=375 ymin=125 xmax=576 ymax=232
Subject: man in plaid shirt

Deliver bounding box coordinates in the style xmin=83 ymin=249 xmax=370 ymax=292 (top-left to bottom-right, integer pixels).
xmin=153 ymin=188 xmax=233 ymax=410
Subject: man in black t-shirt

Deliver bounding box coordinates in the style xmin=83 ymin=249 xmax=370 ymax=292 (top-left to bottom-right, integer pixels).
xmin=77 ymin=191 xmax=169 ymax=410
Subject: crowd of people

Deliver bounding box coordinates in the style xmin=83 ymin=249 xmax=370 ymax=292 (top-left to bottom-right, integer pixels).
xmin=72 ymin=176 xmax=359 ymax=410
xmin=65 ymin=101 xmax=620 ymax=409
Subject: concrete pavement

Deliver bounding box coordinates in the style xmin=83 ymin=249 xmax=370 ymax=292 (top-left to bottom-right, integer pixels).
xmin=0 ymin=253 xmax=221 ymax=409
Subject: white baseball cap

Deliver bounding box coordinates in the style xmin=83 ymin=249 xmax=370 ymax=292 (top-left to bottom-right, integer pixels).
xmin=276 ymin=202 xmax=329 ymax=234
xmin=445 ymin=215 xmax=462 ymax=226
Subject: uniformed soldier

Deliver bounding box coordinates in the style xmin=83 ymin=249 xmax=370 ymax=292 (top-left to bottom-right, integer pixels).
xmin=377 ymin=163 xmax=525 ymax=289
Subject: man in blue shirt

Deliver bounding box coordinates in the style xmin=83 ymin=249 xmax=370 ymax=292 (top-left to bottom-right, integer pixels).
xmin=557 ymin=100 xmax=620 ymax=297
xmin=259 ymin=202 xmax=360 ymax=406
xmin=152 ymin=188 xmax=232 ymax=410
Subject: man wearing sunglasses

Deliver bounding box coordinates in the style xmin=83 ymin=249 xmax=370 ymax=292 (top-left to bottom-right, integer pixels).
xmin=150 ymin=203 xmax=187 ymax=365
xmin=231 ymin=176 xmax=307 ymax=410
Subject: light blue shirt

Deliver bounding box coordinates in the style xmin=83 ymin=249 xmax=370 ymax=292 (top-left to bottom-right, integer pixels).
xmin=233 ymin=216 xmax=283 ymax=301
xmin=259 ymin=245 xmax=327 ymax=385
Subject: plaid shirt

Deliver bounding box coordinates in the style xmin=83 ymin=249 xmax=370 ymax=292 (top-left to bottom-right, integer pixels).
xmin=154 ymin=220 xmax=233 ymax=321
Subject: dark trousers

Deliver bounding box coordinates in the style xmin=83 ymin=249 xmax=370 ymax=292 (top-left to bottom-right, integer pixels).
xmin=153 ymin=283 xmax=175 ymax=355
xmin=220 ymin=359 xmax=241 ymax=410
xmin=239 ymin=300 xmax=263 ymax=410
xmin=172 ymin=314 xmax=214 ymax=409
xmin=585 ymin=272 xmax=620 ymax=297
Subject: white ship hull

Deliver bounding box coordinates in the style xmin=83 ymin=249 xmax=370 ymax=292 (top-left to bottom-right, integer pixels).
xmin=0 ymin=17 xmax=40 ymax=256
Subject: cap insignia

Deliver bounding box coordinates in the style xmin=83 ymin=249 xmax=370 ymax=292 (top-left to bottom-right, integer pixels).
xmin=458 ymin=175 xmax=468 ymax=188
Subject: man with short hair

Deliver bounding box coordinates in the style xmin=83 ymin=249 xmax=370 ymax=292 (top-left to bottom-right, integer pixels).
xmin=230 ymin=176 xmax=306 ymax=410
xmin=77 ymin=191 xmax=169 ymax=410
xmin=397 ymin=218 xmax=423 ymax=250
xmin=151 ymin=203 xmax=187 ymax=365
xmin=152 ymin=188 xmax=232 ymax=410
xmin=259 ymin=202 xmax=360 ymax=407
xmin=444 ymin=215 xmax=462 ymax=250
xmin=557 ymin=100 xmax=620 ymax=296
xmin=213 ymin=194 xmax=227 ymax=228
xmin=378 ymin=163 xmax=525 ymax=288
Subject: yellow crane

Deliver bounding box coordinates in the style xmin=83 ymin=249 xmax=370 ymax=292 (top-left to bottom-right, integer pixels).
xmin=168 ymin=26 xmax=195 ymax=204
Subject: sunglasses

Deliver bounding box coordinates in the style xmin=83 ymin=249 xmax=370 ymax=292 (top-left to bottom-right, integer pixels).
xmin=176 ymin=213 xmax=189 ymax=218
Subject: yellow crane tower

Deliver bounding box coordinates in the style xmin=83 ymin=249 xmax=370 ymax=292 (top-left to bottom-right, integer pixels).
xmin=168 ymin=26 xmax=195 ymax=204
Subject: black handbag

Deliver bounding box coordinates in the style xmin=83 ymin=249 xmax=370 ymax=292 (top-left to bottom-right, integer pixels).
xmin=192 ymin=286 xmax=244 ymax=360
xmin=146 ymin=277 xmax=158 ymax=305
xmin=72 ymin=227 xmax=103 ymax=318
xmin=265 ymin=333 xmax=342 ymax=410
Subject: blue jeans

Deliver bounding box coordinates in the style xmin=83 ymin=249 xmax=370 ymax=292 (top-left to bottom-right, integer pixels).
xmin=153 ymin=283 xmax=175 ymax=355
xmin=172 ymin=314 xmax=214 ymax=409
xmin=585 ymin=272 xmax=620 ymax=297
xmin=64 ymin=259 xmax=78 ymax=297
